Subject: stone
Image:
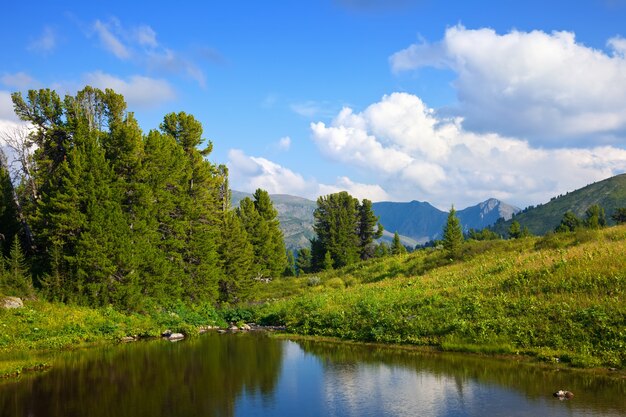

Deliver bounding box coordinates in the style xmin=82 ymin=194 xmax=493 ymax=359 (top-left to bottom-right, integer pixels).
xmin=240 ymin=324 xmax=251 ymax=331
xmin=553 ymin=390 xmax=574 ymax=399
xmin=168 ymin=333 xmax=185 ymax=341
xmin=161 ymin=329 xmax=172 ymax=337
xmin=121 ymin=336 xmax=136 ymax=343
xmin=229 ymin=325 xmax=239 ymax=331
xmin=1 ymin=297 xmax=23 ymax=309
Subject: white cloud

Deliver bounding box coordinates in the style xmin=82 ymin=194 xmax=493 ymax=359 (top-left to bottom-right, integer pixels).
xmin=227 ymin=149 xmax=389 ymax=201
xmin=1 ymin=72 xmax=37 ymax=90
xmin=83 ymin=71 xmax=176 ymax=108
xmin=390 ymin=26 xmax=626 ymax=146
xmin=146 ymin=49 xmax=206 ymax=88
xmin=134 ymin=25 xmax=158 ymax=48
xmin=310 ymin=92 xmax=626 ymax=208
xmin=0 ymin=91 xmax=19 ymax=122
xmin=28 ymin=26 xmax=57 ymax=54
xmin=87 ymin=17 xmax=207 ymax=88
xmin=92 ymin=19 xmax=130 ymax=59
xmin=277 ymin=136 xmax=291 ymax=151
xmin=290 ymin=101 xmax=336 ymax=118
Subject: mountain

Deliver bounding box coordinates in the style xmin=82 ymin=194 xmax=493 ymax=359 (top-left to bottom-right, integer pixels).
xmin=491 ymin=173 xmax=626 ymax=236
xmin=373 ymin=198 xmax=520 ymax=243
xmin=371 ymin=201 xmax=447 ymax=244
xmin=232 ymin=190 xmax=520 ymax=249
xmin=231 ymin=190 xmax=317 ymax=251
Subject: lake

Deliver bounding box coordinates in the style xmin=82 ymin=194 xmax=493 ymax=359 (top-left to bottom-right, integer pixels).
xmin=0 ymin=332 xmax=624 ymax=416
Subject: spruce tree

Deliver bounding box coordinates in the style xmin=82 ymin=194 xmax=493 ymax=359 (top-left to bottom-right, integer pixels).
xmin=253 ymin=189 xmax=287 ymax=277
xmin=442 ymin=206 xmax=463 ymax=259
xmin=555 ymin=211 xmax=582 ymax=233
xmin=0 ymin=159 xmax=21 ymax=258
xmin=284 ymin=251 xmax=296 ymax=277
xmin=5 ymin=238 xmax=33 ymax=298
xmin=584 ymin=204 xmax=606 ymax=229
xmin=357 ymin=199 xmax=383 ymax=260
xmin=391 ymin=231 xmax=407 ymax=255
xmin=295 ymin=248 xmax=312 ymax=276
xmin=218 ymin=210 xmax=254 ymax=303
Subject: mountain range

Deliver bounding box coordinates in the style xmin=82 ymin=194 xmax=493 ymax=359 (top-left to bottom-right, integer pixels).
xmin=231 ymin=191 xmax=520 ymax=250
xmin=232 ymin=173 xmax=626 ymax=249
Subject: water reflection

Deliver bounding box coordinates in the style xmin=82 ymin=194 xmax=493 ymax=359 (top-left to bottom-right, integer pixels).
xmin=0 ymin=334 xmax=624 ymax=417
xmin=0 ymin=332 xmax=283 ymax=417
xmin=296 ymin=339 xmax=626 ymax=417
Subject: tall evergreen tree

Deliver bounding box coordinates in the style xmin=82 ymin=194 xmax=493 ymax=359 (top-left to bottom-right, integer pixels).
xmin=218 ymin=211 xmax=254 ymax=303
xmin=0 ymin=157 xmax=21 ymax=258
xmin=612 ymin=208 xmax=626 ymax=224
xmin=442 ymin=206 xmax=464 ymax=259
xmin=313 ymin=191 xmax=377 ymax=270
xmin=555 ymin=211 xmax=582 ymax=233
xmin=4 ymin=238 xmax=33 ymax=298
xmin=284 ymin=251 xmax=296 ymax=277
xmin=391 ymin=231 xmax=407 ymax=255
xmin=584 ymin=204 xmax=606 ymax=229
xmin=295 ymin=248 xmax=312 ymax=276
xmin=357 ymin=199 xmax=383 ymax=260
xmin=252 ymin=189 xmax=287 ymax=277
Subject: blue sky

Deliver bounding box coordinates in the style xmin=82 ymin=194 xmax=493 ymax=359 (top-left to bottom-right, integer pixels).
xmin=2 ymin=0 xmax=626 ymax=209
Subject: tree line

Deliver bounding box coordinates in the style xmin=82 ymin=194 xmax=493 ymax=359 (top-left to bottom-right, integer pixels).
xmin=0 ymin=87 xmax=286 ymax=309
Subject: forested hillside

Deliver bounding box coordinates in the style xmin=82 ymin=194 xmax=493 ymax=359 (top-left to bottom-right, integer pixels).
xmin=491 ymin=174 xmax=626 ymax=236
xmin=0 ymin=87 xmax=286 ymax=310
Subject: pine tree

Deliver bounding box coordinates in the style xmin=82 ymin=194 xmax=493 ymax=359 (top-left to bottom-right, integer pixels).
xmin=584 ymin=204 xmax=606 ymax=229
xmin=218 ymin=211 xmax=254 ymax=303
xmin=295 ymin=248 xmax=312 ymax=276
xmin=0 ymin=158 xmax=21 ymax=258
xmin=284 ymin=251 xmax=296 ymax=277
xmin=612 ymin=208 xmax=626 ymax=224
xmin=358 ymin=199 xmax=383 ymax=260
xmin=374 ymin=242 xmax=389 ymax=258
xmin=253 ymin=189 xmax=287 ymax=277
xmin=442 ymin=206 xmax=463 ymax=259
xmin=312 ymin=192 xmax=361 ymax=270
xmin=391 ymin=231 xmax=407 ymax=255
xmin=5 ymin=238 xmax=33 ymax=298
xmin=555 ymin=211 xmax=581 ymax=233
xmin=323 ymin=251 xmax=334 ymax=271
xmin=508 ymin=220 xmax=522 ymax=239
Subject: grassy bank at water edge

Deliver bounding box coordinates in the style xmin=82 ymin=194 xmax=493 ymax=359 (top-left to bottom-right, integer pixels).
xmin=254 ymin=226 xmax=626 ymax=368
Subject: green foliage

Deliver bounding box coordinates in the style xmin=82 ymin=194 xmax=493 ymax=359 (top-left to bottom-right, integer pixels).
xmin=442 ymin=206 xmax=463 ymax=259
xmin=323 ymin=251 xmax=334 ymax=271
xmin=6 ymin=86 xmax=247 ymax=310
xmin=284 ymin=251 xmax=296 ymax=277
xmin=2 ymin=238 xmax=34 ymax=298
xmin=555 ymin=211 xmax=582 ymax=233
xmin=254 ymin=224 xmax=626 ymax=368
xmin=296 ymin=248 xmax=312 ymax=276
xmin=467 ymin=228 xmax=500 ymax=241
xmin=312 ymin=192 xmax=382 ymax=270
xmin=584 ymin=204 xmax=606 ymax=229
xmin=391 ymin=231 xmax=407 ymax=255
xmin=612 ymin=207 xmax=626 ymax=224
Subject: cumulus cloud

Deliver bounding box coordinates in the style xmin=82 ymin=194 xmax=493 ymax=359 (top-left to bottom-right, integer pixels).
xmin=390 ymin=26 xmax=626 ymax=146
xmin=227 ymin=149 xmax=389 ymax=201
xmin=83 ymin=71 xmax=176 ymax=108
xmin=310 ymin=92 xmax=626 ymax=208
xmin=28 ymin=26 xmax=57 ymax=54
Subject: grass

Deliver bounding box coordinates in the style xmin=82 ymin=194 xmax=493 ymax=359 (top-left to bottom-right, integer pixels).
xmin=0 ymin=300 xmax=226 ymax=377
xmin=253 ymin=225 xmax=626 ymax=369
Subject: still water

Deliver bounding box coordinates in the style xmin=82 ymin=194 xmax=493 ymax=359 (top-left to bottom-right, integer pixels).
xmin=0 ymin=332 xmax=624 ymax=417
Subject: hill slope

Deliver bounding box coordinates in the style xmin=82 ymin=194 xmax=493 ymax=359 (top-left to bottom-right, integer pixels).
xmin=492 ymin=173 xmax=626 ymax=236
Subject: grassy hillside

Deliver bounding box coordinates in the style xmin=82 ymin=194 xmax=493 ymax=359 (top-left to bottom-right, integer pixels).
xmin=254 ymin=225 xmax=626 ymax=368
xmin=493 ymin=173 xmax=626 ymax=236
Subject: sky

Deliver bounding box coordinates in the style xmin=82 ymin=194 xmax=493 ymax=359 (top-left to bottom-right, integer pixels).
xmin=2 ymin=0 xmax=626 ymax=210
